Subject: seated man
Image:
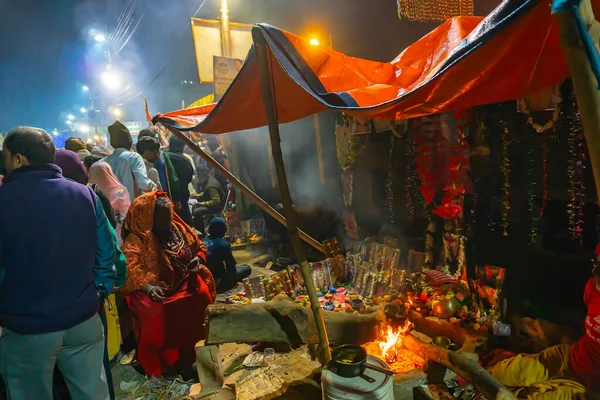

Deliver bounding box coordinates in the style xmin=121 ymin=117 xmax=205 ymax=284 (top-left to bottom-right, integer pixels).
xmin=202 ymin=218 xmax=251 ymax=293
xmin=491 ymin=265 xmax=600 ymax=398
xmin=192 ymin=169 xmax=225 ymax=234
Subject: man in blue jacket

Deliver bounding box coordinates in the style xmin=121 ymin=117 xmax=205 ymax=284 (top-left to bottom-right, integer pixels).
xmin=0 ymin=127 xmax=116 ymax=400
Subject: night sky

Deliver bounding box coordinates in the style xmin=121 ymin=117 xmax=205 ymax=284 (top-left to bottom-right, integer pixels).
xmin=0 ymin=0 xmax=500 ymax=133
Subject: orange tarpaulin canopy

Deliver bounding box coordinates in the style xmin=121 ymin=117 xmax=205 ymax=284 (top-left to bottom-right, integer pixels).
xmin=154 ymin=0 xmax=571 ymax=134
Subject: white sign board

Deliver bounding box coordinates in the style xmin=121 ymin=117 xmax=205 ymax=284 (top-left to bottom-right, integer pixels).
xmin=213 ymin=56 xmax=243 ymax=101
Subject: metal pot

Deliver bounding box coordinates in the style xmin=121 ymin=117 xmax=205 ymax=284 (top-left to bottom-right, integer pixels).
xmin=330 ymin=345 xmax=395 ymax=379
xmin=432 ymin=297 xmax=460 ymax=319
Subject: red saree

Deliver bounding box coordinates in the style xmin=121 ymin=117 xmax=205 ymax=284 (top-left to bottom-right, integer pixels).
xmin=121 ymin=192 xmax=216 ymax=377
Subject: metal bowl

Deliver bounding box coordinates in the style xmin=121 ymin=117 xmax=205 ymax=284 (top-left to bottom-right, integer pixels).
xmin=432 ymin=336 xmax=452 ymax=349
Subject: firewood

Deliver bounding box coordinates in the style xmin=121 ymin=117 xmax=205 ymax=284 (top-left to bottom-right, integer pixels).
xmin=402 ymin=335 xmax=516 ymax=400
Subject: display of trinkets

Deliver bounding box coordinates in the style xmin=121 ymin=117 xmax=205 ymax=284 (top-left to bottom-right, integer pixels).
xmin=264 ymin=269 xmax=294 ymax=300
xmin=471 ymin=265 xmax=506 ymax=319
xmin=407 ymin=250 xmax=426 ymax=273
xmin=243 ymin=276 xmax=267 ymax=299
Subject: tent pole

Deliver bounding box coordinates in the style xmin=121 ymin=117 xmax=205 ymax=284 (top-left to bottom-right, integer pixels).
xmin=555 ymin=4 xmax=600 ymax=202
xmin=256 ymin=41 xmax=331 ymax=363
xmin=162 ymin=123 xmax=325 ymax=255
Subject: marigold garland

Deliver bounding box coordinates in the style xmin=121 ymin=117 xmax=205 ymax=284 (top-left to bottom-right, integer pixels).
xmin=518 ymin=88 xmax=562 ymax=133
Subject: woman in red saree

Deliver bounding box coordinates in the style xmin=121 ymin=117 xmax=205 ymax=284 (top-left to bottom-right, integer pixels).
xmin=121 ymin=191 xmax=216 ymax=378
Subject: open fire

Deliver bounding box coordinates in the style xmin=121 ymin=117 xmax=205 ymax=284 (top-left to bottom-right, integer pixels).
xmin=378 ymin=321 xmax=413 ymax=363
xmin=363 ymin=320 xmax=424 ymax=374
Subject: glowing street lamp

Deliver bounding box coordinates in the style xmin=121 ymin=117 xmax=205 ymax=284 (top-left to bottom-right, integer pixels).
xmin=101 ymin=70 xmax=121 ymax=90
xmin=111 ymin=108 xmax=122 ymax=117
xmin=94 ymin=34 xmax=106 ymax=43
xmin=79 ymin=124 xmax=90 ymax=134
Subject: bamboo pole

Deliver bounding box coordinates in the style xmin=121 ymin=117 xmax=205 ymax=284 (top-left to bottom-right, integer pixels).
xmin=256 ymin=41 xmax=331 ymax=363
xmin=161 ymin=123 xmax=325 ymax=254
xmin=555 ymin=3 xmax=600 ymax=202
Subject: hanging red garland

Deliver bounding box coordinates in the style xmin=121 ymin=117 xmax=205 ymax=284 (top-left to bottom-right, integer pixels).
xmin=431 ymin=110 xmax=470 ymax=220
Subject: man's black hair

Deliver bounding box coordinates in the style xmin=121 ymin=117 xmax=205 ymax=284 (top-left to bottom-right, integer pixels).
xmin=4 ymin=126 xmax=56 ymax=165
xmin=138 ymin=128 xmax=158 ymax=140
xmin=136 ymin=136 xmax=160 ymax=156
xmin=169 ymin=135 xmax=185 ymax=153
xmin=84 ymin=155 xmax=102 ymax=170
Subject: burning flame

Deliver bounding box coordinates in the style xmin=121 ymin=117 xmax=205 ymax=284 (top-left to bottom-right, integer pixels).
xmin=378 ymin=321 xmax=412 ymax=363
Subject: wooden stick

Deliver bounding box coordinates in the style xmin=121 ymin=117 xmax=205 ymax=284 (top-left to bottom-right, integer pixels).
xmin=162 ymin=124 xmax=325 ymax=255
xmin=556 ymin=3 xmax=600 ymax=202
xmin=402 ymin=335 xmax=516 ymax=400
xmin=256 ymin=41 xmax=331 ymax=363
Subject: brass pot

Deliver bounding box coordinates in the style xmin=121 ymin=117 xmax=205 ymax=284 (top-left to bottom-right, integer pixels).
xmin=432 ymin=297 xmax=460 ymax=319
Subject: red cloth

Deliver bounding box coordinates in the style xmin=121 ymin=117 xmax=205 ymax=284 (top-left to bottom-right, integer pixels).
xmin=570 ymin=278 xmax=600 ymax=391
xmin=128 ymin=274 xmax=213 ymax=377
xmin=423 ymin=269 xmax=457 ymax=286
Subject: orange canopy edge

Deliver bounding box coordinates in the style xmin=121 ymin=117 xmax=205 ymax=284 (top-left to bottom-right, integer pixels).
xmin=154 ymin=0 xmax=571 ymax=134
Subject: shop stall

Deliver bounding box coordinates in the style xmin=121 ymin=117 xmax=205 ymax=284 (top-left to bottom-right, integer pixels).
xmin=148 ymin=0 xmax=600 ymax=398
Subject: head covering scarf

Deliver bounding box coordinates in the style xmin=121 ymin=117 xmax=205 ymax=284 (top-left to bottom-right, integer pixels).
xmin=121 ymin=191 xmax=215 ymax=297
xmin=65 ymin=137 xmax=87 ymax=152
xmin=89 ymin=161 xmax=131 ymax=226
xmin=108 ymin=120 xmax=132 ymax=149
xmin=91 ymin=145 xmax=112 ymax=157
xmin=55 ymin=149 xmax=89 ymax=185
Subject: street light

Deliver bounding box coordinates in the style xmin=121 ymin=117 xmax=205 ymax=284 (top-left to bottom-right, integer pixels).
xmin=79 ymin=124 xmax=90 ymax=134
xmin=94 ymin=34 xmax=106 ymax=43
xmin=111 ymin=108 xmax=122 ymax=117
xmin=82 ymin=85 xmax=90 ymax=92
xmin=67 ymin=114 xmax=74 ymax=120
xmin=101 ymin=70 xmax=121 ymax=90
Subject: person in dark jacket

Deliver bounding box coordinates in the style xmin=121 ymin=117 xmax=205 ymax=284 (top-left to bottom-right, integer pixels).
xmin=192 ymin=169 xmax=225 ymax=234
xmin=202 ymin=218 xmax=251 ymax=293
xmin=0 ymin=127 xmax=115 ymax=400
xmin=166 ymin=136 xmax=194 ymax=225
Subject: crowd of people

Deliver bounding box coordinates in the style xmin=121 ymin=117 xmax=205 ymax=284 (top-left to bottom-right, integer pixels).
xmin=0 ymin=122 xmax=251 ymax=399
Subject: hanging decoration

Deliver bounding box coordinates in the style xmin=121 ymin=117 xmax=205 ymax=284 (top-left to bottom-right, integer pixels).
xmin=541 ymin=136 xmax=549 ymax=216
xmin=500 ymin=122 xmax=512 ymax=237
xmin=443 ymin=230 xmax=467 ymax=281
xmin=432 ymin=110 xmax=470 ymax=220
xmin=335 ymin=115 xmax=370 ymax=169
xmin=414 ymin=116 xmax=440 ymax=205
xmin=386 ymin=136 xmax=397 ymax=224
xmin=404 ymin=131 xmax=416 ymax=220
xmin=526 ymin=134 xmax=538 ymax=244
xmin=518 ymin=87 xmax=563 ymax=133
xmin=397 ymin=0 xmax=473 ymax=21
xmin=567 ymin=106 xmax=586 ymax=245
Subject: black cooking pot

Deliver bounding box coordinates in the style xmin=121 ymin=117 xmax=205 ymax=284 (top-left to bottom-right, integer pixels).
xmin=330 ymin=345 xmax=395 ymax=378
